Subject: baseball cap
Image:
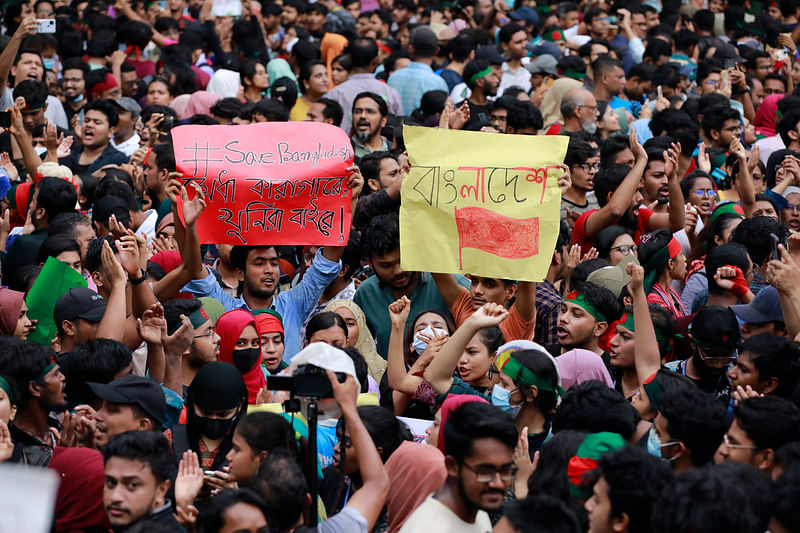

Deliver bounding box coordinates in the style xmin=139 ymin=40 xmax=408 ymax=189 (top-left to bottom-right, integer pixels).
xmin=54 ymin=287 xmax=107 ymax=326
xmin=526 ymin=40 xmax=562 ymax=59
xmin=525 ymin=54 xmax=558 ymax=75
xmin=509 ymin=6 xmax=540 ymax=27
xmin=586 ymin=254 xmax=639 ymax=298
xmin=88 ymin=375 xmax=166 ymax=426
xmin=112 ymin=97 xmax=141 ymax=120
xmin=730 ymin=287 xmax=784 ymax=324
xmin=689 ymin=305 xmax=741 ymax=349
xmin=475 ymin=45 xmax=508 ymax=65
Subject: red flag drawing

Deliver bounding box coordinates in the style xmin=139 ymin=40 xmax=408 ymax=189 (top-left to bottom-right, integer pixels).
xmin=454 ymin=206 xmax=539 ymax=268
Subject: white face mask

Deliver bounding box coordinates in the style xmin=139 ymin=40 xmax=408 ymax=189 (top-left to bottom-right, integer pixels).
xmin=411 ymin=325 xmax=449 ymax=355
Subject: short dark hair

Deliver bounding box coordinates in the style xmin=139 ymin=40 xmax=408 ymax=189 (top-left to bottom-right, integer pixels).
xmin=740 ymin=333 xmax=800 ymax=398
xmin=0 ymin=338 xmax=53 ymax=408
xmin=85 ymin=235 xmax=116 ymax=275
xmin=564 ymin=138 xmax=597 ymax=168
xmin=704 ymin=242 xmax=750 ymax=294
xmin=352 ymin=91 xmax=388 ymax=117
xmin=779 ymin=108 xmax=800 ymax=146
xmin=463 ymin=58 xmax=491 ymax=90
xmin=101 ymin=430 xmax=175 ymax=483
xmin=35 ymin=177 xmax=77 ymax=222
xmin=346 ymin=405 xmax=412 ymax=461
xmin=501 ymin=496 xmax=582 ymax=533
xmin=599 ymin=135 xmax=631 ymax=167
xmin=359 ymin=151 xmax=397 ymax=184
xmin=732 ymin=216 xmax=788 ymax=266
xmin=552 ymin=380 xmax=639 ymax=440
xmin=253 ymin=98 xmax=290 ymax=122
xmin=772 ymin=465 xmax=800 ymax=532
xmin=674 ymin=29 xmax=699 ymax=53
xmin=61 ymin=338 xmax=132 ymax=409
xmin=591 ymin=55 xmax=623 ymax=79
xmin=363 ymin=212 xmax=399 ymax=257
xmin=36 ymin=235 xmax=80 ymax=265
xmin=153 ymin=142 xmax=176 ymax=173
xmin=573 ymin=281 xmax=623 ymax=323
xmin=659 ymin=388 xmax=728 ymax=466
xmin=198 ymin=489 xmax=269 ymax=533
xmin=595 ymin=446 xmax=674 ymax=533
xmin=651 ymin=62 xmax=679 ymax=90
xmin=506 ymin=100 xmax=543 ymax=132
xmin=62 ymin=57 xmax=89 ymax=77
xmin=315 ymin=97 xmax=343 ymax=127
xmin=163 ymin=298 xmax=203 ymax=335
xmin=443 ymin=401 xmax=517 ymax=463
xmin=229 ymin=245 xmax=275 ymax=272
xmin=701 ymin=104 xmax=740 ymax=140
xmin=253 ymin=449 xmax=308 ymax=530
xmin=348 ymin=37 xmax=379 ymax=68
xmin=735 ymin=396 xmax=800 ymax=451
xmin=644 ymin=40 xmax=672 ymax=64
xmin=594 ymin=164 xmax=630 ymax=207
xmin=448 ymin=32 xmax=477 ymax=63
xmin=84 ymin=98 xmax=119 ymax=128
xmin=49 ymin=212 xmax=92 ymax=241
xmin=13 ymin=79 xmax=48 ymax=107
xmin=498 ymin=22 xmax=525 ymax=44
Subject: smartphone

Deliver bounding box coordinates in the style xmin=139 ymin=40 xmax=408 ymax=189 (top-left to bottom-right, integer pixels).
xmin=771 ymin=233 xmax=781 ymax=260
xmin=204 ymin=470 xmax=220 ymax=478
xmin=722 ymin=69 xmax=729 ymax=87
xmin=35 ymin=19 xmax=56 ymax=33
xmin=657 ymin=85 xmax=662 ymax=100
xmin=0 ymin=111 xmax=10 ymax=129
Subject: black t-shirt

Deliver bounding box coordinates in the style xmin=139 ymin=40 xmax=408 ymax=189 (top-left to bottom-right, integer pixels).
xmin=458 ymin=99 xmax=492 ymax=131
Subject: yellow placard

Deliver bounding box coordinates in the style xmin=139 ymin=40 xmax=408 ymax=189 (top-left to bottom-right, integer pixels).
xmin=399 ymin=127 xmax=568 ymax=282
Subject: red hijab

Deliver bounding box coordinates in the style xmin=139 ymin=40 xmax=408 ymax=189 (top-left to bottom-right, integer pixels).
xmin=150 ymin=250 xmax=182 ymax=273
xmin=216 ymin=309 xmax=265 ymax=403
xmin=49 ymin=446 xmax=110 ymax=532
xmin=0 ymin=287 xmax=24 ymax=336
xmin=437 ymin=394 xmax=489 ymax=454
xmin=754 ymin=93 xmax=784 ymax=138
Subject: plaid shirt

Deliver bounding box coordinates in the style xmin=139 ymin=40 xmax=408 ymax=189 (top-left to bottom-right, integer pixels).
xmin=535 ymin=280 xmax=562 ymax=345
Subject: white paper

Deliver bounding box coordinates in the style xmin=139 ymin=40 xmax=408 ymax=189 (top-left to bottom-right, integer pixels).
xmin=0 ymin=463 xmax=60 ymax=533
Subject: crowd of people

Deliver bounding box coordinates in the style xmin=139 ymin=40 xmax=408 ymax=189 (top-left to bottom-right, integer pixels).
xmin=2 ymin=0 xmax=800 ymax=531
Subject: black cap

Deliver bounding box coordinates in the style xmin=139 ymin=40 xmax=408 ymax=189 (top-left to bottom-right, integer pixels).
xmin=88 ymin=375 xmax=166 ymax=426
xmin=92 ymin=195 xmax=131 ymax=226
xmin=475 ymin=45 xmax=508 ymax=65
xmin=689 ymin=305 xmax=741 ymax=349
xmin=54 ymin=287 xmax=107 ymax=326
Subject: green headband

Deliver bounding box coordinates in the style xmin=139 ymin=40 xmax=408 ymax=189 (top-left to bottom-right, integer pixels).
xmin=0 ymin=376 xmax=14 ymax=405
xmin=561 ymin=69 xmax=586 ymax=80
xmin=542 ymin=29 xmax=564 ymax=41
xmin=168 ymin=307 xmax=210 ymax=335
xmin=38 ymin=361 xmax=56 ymax=380
xmin=566 ymin=291 xmax=607 ymax=323
xmin=501 ymin=355 xmax=565 ymax=396
xmin=470 ymin=66 xmax=493 ymax=85
xmin=709 ymin=202 xmax=745 ymax=227
xmin=617 ymin=312 xmax=669 ymax=343
xmin=642 ymin=237 xmax=682 ymax=294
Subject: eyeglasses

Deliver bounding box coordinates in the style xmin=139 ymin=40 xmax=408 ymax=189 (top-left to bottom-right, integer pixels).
xmin=490 ymin=114 xmax=507 ymax=123
xmin=610 ymin=244 xmax=637 ymax=255
xmin=692 ymin=189 xmax=717 ymax=198
xmin=696 ymin=346 xmax=735 ymax=364
xmin=786 ymin=203 xmax=800 ymax=212
xmin=194 ymin=328 xmax=215 ymax=339
xmin=575 ymin=162 xmax=601 ymax=172
xmin=461 ymin=461 xmax=518 ymax=482
xmin=723 ymin=434 xmax=757 ymax=450
xmin=578 ymin=104 xmax=598 ymax=111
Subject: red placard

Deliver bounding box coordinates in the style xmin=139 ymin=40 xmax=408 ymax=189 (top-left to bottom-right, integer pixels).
xmin=172 ymin=122 xmax=354 ymax=245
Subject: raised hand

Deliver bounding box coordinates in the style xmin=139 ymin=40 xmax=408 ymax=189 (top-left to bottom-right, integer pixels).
xmin=388 ymin=295 xmax=411 ymax=327
xmin=137 ymin=303 xmax=165 ymax=345
xmin=175 ymin=450 xmax=204 ymax=509
xmin=181 ymin=183 xmax=207 ymax=227
xmin=467 ymin=302 xmax=509 ymax=329
xmin=346 ymin=164 xmax=364 ymax=199
xmin=626 ymin=261 xmax=644 ymax=293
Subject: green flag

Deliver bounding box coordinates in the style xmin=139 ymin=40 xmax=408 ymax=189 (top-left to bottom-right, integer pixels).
xmin=26 ymin=257 xmax=87 ymax=346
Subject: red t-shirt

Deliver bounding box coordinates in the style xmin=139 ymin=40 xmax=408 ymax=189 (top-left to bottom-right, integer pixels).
xmin=572 ymin=208 xmax=655 ymax=255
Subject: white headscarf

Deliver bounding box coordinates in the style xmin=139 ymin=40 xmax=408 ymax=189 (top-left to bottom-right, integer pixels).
xmin=207 ymin=69 xmax=241 ymax=99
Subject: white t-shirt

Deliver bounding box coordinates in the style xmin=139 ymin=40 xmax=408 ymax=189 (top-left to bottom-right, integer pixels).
xmin=400 ymin=495 xmax=492 ymax=533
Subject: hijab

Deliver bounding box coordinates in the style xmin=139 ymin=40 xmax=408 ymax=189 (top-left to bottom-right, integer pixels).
xmin=183 ymin=90 xmax=221 ymax=119
xmin=321 ymin=33 xmax=348 ymax=86
xmin=754 ymin=93 xmax=784 ymax=138
xmin=267 ymin=58 xmax=297 ymax=85
xmin=49 ymin=446 xmax=110 ymax=532
xmin=323 ymin=299 xmax=387 ymax=382
xmin=556 ymin=349 xmax=614 ymax=390
xmin=0 ymin=287 xmax=24 ymax=336
xmin=216 ymin=309 xmax=266 ymax=404
xmin=207 ymin=69 xmax=242 ymax=99
xmin=170 ymin=93 xmax=191 ymax=120
xmin=149 ymin=250 xmax=182 ymax=273
xmin=385 ymin=441 xmax=448 ymax=532
xmin=540 ymin=77 xmax=582 ymax=129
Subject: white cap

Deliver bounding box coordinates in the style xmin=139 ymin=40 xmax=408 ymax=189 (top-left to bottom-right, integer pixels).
xmin=291 ymin=342 xmax=356 ymax=379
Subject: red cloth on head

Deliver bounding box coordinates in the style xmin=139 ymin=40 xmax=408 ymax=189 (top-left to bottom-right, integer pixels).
xmin=0 ymin=287 xmax=24 ymax=336
xmin=255 ymin=312 xmax=284 ymax=336
xmin=15 ymin=181 xmax=33 ymax=222
xmin=754 ymin=94 xmax=784 ymax=138
xmin=150 ymin=250 xmax=182 ymax=273
xmin=216 ymin=309 xmax=265 ymax=403
xmin=49 ymin=446 xmax=110 ymax=532
xmin=437 ymin=394 xmax=489 ymax=454
xmin=90 ymin=72 xmax=119 ymax=96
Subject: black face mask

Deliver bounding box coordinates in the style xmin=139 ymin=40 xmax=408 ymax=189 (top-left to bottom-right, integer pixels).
xmin=232 ymin=347 xmax=260 ymax=373
xmin=195 ymin=413 xmax=238 ymax=440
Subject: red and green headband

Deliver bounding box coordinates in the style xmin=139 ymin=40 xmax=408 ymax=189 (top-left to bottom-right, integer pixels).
xmin=566 ymin=291 xmax=608 ymax=323
xmin=499 ymin=353 xmax=565 ymax=396
xmin=567 ymin=432 xmax=626 ymax=497
xmin=543 ymin=29 xmax=564 ymax=41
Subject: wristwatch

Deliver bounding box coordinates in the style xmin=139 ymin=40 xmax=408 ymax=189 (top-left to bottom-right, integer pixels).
xmin=129 ymin=268 xmax=147 ymax=285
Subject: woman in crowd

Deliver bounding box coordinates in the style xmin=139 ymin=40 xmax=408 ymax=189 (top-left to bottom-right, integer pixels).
xmin=291 ymin=59 xmax=330 ymax=121
xmin=216 ymin=309 xmax=265 ymax=405
xmin=0 ymin=287 xmax=33 ymax=339
xmin=325 ymin=299 xmax=387 ymax=383
xmin=638 ymin=229 xmax=688 ymax=319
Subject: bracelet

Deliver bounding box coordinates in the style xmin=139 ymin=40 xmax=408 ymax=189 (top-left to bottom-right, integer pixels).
xmin=129 ymin=268 xmax=147 ymax=285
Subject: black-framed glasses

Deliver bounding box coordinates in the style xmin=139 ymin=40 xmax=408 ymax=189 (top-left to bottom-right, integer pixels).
xmin=461 ymin=462 xmax=518 ymax=482
xmin=575 ymin=162 xmax=600 ymax=172
xmin=610 ymin=244 xmax=637 ymax=255
xmin=696 ymin=345 xmax=735 ymax=364
xmin=194 ymin=328 xmax=215 ymax=339
xmin=691 ymin=189 xmax=717 ymax=198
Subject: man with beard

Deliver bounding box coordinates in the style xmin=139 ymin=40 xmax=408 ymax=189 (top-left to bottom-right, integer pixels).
xmin=351 ymin=92 xmax=391 ymax=159
xmin=89 ymin=375 xmax=166 ymax=447
xmin=59 ymin=98 xmax=128 ymax=175
xmin=354 ymin=212 xmax=467 ymax=357
xmin=0 ymin=339 xmax=67 ymax=465
xmin=561 ymin=88 xmax=600 ymax=135
xmin=164 ymin=299 xmax=220 ymax=395
xmin=400 ymin=401 xmax=517 ymax=532
xmin=182 ymin=168 xmax=364 ymax=359
xmin=561 ymin=139 xmax=601 ymax=223
xmin=665 ymin=306 xmax=741 ymax=405
xmin=60 ymin=57 xmax=88 ymax=125
xmin=102 ymin=431 xmax=183 ymax=531
xmin=571 ymin=136 xmax=685 ymax=255
xmin=459 ymin=58 xmax=500 ymax=131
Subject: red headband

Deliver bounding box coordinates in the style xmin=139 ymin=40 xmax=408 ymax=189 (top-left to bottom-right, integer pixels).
xmin=667 ymin=237 xmax=682 ymax=259
xmin=90 ymin=73 xmax=119 ymax=96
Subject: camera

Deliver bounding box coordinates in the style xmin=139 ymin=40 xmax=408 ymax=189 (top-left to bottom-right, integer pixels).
xmin=267 ymin=364 xmax=347 ymax=399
